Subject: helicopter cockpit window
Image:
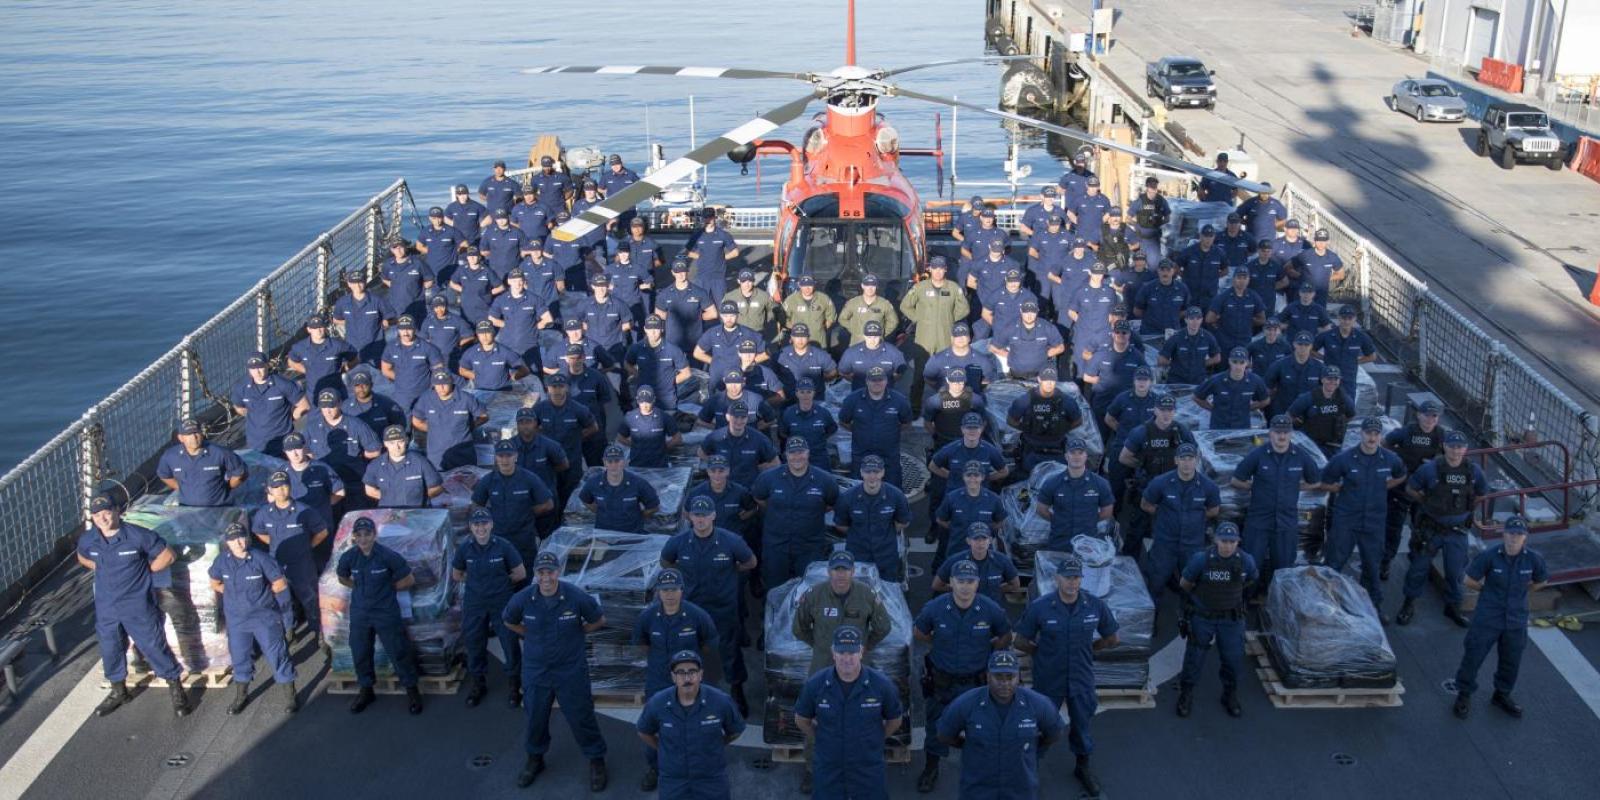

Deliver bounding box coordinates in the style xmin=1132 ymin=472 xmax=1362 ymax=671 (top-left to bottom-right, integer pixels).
xmin=788 ymin=218 xmax=914 ymax=296
xmin=797 ymin=195 xmax=840 ymax=217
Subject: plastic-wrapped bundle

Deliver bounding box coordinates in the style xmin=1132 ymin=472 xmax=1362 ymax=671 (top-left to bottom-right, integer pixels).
xmin=560 ymin=466 xmax=693 ymax=534
xmin=999 ymin=462 xmax=1066 ymax=573
xmin=156 ymin=450 xmax=287 ymax=515
xmin=1339 ymin=414 xmax=1400 ymax=452
xmin=437 ymin=466 xmax=487 ymax=530
xmin=471 ymin=380 xmax=543 ymax=443
xmin=666 ymin=414 xmax=711 ymax=470
xmin=762 ymin=560 xmax=914 ymax=747
xmin=319 ymin=508 xmax=462 ymax=677
xmin=540 ymin=527 xmax=667 ymax=694
xmin=1032 ymin=552 xmax=1154 ymax=663
xmin=123 ymin=501 xmax=250 ymax=673
xmin=1263 ymin=565 xmax=1398 ymax=689
xmin=1355 ymin=365 xmax=1378 ymax=416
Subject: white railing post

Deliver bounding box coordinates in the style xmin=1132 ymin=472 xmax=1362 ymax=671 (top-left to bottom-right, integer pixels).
xmin=78 ymin=417 xmax=102 ymax=521
xmin=366 ymin=205 xmax=382 ymax=283
xmin=179 ymin=342 xmax=196 ymax=421
xmin=1357 ymin=239 xmax=1372 ymax=329
xmin=255 ymin=289 xmax=269 ymax=354
xmin=1415 ymin=294 xmax=1429 ymax=385
xmin=316 ymin=235 xmax=332 ymax=312
xmin=1487 ymin=344 xmax=1506 ymax=446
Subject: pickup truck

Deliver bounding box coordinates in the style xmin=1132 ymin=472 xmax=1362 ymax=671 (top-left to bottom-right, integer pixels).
xmin=1146 ymin=57 xmax=1216 ymax=110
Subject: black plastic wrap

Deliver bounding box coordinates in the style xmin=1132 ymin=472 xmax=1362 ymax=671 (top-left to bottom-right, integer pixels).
xmin=560 ymin=466 xmax=693 ymax=534
xmin=1263 ymin=565 xmax=1398 ymax=689
xmin=541 ymin=527 xmax=669 ymax=694
xmin=123 ymin=501 xmax=251 ymax=673
xmin=319 ymin=509 xmax=462 ymax=676
xmin=762 ymin=560 xmax=914 ymax=747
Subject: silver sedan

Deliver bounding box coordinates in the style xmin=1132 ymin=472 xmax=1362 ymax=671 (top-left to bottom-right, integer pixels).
xmin=1391 ymin=79 xmax=1468 ymax=122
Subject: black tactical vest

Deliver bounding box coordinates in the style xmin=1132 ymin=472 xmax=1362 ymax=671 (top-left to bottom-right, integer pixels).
xmin=1302 ymin=391 xmax=1348 ymax=447
xmin=1422 ymin=456 xmax=1477 ymax=519
xmin=1137 ymin=420 xmax=1188 ymax=477
xmin=1195 ymin=550 xmax=1246 ymax=612
xmin=1021 ymin=390 xmax=1075 ymax=447
xmin=930 ymin=390 xmax=979 ymax=445
xmin=1394 ymin=424 xmax=1444 ymax=472
xmin=1099 ymin=226 xmax=1131 ymax=269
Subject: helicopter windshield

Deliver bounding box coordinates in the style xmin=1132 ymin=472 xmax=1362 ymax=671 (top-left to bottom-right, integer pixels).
xmin=788 ymin=218 xmax=915 ymax=299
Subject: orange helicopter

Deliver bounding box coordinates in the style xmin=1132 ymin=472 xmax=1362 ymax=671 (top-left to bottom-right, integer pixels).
xmin=529 ymin=0 xmax=1264 ymax=300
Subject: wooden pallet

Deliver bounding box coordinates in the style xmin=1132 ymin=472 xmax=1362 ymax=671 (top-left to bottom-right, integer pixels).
xmin=1245 ymin=635 xmax=1403 ymax=709
xmin=119 ymin=666 xmax=233 ymax=689
xmin=768 ymin=744 xmax=911 ymax=765
xmin=325 ymin=665 xmax=465 ymax=695
xmin=588 ymin=689 xmax=648 ymax=709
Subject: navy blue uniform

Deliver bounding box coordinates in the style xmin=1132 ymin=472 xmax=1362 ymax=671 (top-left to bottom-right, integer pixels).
xmin=1173 ymin=243 xmax=1229 ymax=310
xmin=636 ymin=684 xmax=746 ymax=800
xmin=794 ymin=666 xmax=905 ymax=800
xmin=1160 ymin=327 xmax=1220 ymax=385
xmin=79 ymin=524 xmax=182 ymax=682
xmin=1234 ymin=443 xmax=1321 ymax=581
xmin=915 ymin=593 xmax=1011 ymax=759
xmin=332 ymin=292 xmax=392 ymax=364
xmin=381 ymin=256 xmax=434 ymax=319
xmin=488 ymin=291 xmax=544 ymax=360
xmin=230 ymin=374 xmax=304 ymax=454
xmin=620 ymin=407 xmax=678 ymax=468
xmin=290 ymin=336 xmax=357 ymax=399
xmin=1402 ymin=458 xmax=1489 ymax=607
xmin=1036 ymin=467 xmax=1115 ymax=552
xmin=459 ymin=342 xmax=526 ymax=391
xmin=700 ymin=427 xmax=778 ymax=489
xmin=993 ymin=321 xmax=1062 ymax=377
xmin=838 ymin=389 xmax=914 ymax=485
xmin=380 ymin=339 xmax=446 ymax=411
xmin=411 ymin=388 xmax=484 ymax=469
xmin=656 ymin=283 xmax=717 ymax=356
xmin=1278 ymin=300 xmax=1331 ymax=339
xmin=1455 ymin=545 xmax=1549 ymax=698
xmin=751 ymin=465 xmax=839 ymax=590
xmin=479 ymin=175 xmax=521 ymax=214
xmin=156 ymin=443 xmax=245 ymax=507
xmin=698 ymin=391 xmax=778 ymax=431
xmin=453 ymin=535 xmax=525 ymax=679
xmin=1313 ymin=328 xmax=1375 ymax=403
xmin=1248 ymin=335 xmax=1293 ymax=377
xmin=421 ymin=309 xmax=473 ymax=364
xmin=1265 ymin=355 xmax=1325 ymax=417
xmin=336 ymin=542 xmax=419 ymax=687
xmin=1133 ymin=279 xmax=1190 ymax=334
xmin=527 ymin=171 xmax=572 ymax=213
xmin=937 ymin=685 xmax=1065 ymax=800
xmin=923 ymin=347 xmax=999 ymax=395
xmin=417 ymin=224 xmax=464 ymax=274
xmin=1179 ymin=547 xmax=1258 ymax=691
xmin=1015 ymin=591 xmax=1118 ymax=755
xmin=1236 ymin=195 xmax=1286 ymax=245
xmin=471 ymin=468 xmax=552 ymax=562
xmin=662 ymin=526 xmax=756 ymax=684
xmin=778 ymin=404 xmax=838 ymax=467
xmin=624 ymin=340 xmax=690 ymax=411
xmin=633 ymin=601 xmax=718 ymax=696
xmin=775 ymin=345 xmax=837 ymax=396
xmin=689 ymin=228 xmax=737 ymax=294
xmin=209 ymin=550 xmax=295 ymax=684
xmin=933 ymin=487 xmax=1009 ymax=567
xmin=251 ymin=500 xmax=326 ymax=634
xmin=1140 ymin=470 xmax=1221 ymax=603
xmin=363 ymin=452 xmax=442 ymax=508
xmin=1290 ymin=248 xmax=1344 ymax=304
xmin=451 ymin=263 xmax=500 ymax=324
xmin=1321 ymin=447 xmax=1406 ymax=606
xmin=1083 ymin=344 xmax=1148 ymax=420
xmin=511 ymin=203 xmax=549 ymax=243
xmin=343 ymin=391 xmax=407 ymax=440
xmin=533 ymin=397 xmax=596 ymax=492
xmin=286 ymin=460 xmax=343 ymax=541
xmin=934 ymin=548 xmax=1018 ymax=605
xmin=1105 ymin=388 xmax=1158 ymax=456
xmin=303 ymin=412 xmax=380 ymax=484
xmin=505 ymin=581 xmax=607 ymax=759
xmin=694 ymin=323 xmax=761 ymax=385
xmin=838 ymin=483 xmax=912 ymax=581
xmin=1208 ymin=288 xmax=1267 ymax=354
xmin=445 ymin=197 xmax=489 ymax=245
xmin=578 ymin=470 xmax=661 ymax=533
xmin=838 ymin=343 xmax=909 ymax=390
xmin=1194 ymin=371 xmax=1269 ymax=430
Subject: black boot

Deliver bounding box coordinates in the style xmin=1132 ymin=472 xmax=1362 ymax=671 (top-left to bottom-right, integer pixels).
xmin=169 ymin=683 xmax=191 ymax=718
xmin=96 ymin=681 xmax=130 ymax=717
xmin=516 ymin=755 xmax=545 ymax=787
xmin=1074 ymin=755 xmax=1102 ymax=796
xmin=589 ymin=758 xmax=608 ymax=792
xmin=1176 ymin=685 xmax=1193 ymax=718
xmin=640 ymin=766 xmax=658 ymax=791
xmin=227 ymin=682 xmax=251 ymax=715
xmin=732 ymin=682 xmax=749 ymax=718
xmin=799 ymin=768 xmax=812 ymax=794
xmin=1444 ymin=604 xmax=1470 ymax=628
xmin=1453 ymin=693 xmax=1471 ymax=719
xmin=916 ymin=755 xmax=940 ymax=793
xmin=507 ymin=678 xmax=522 ymax=709
xmin=407 ymin=686 xmax=424 ymax=715
xmin=1222 ymin=687 xmax=1242 ymax=717
xmin=1396 ymin=598 xmax=1416 ymax=625
xmin=466 ymin=676 xmax=486 ymax=707
xmin=281 ymin=681 xmax=299 ymax=714
xmin=1491 ymin=691 xmax=1523 ymax=718
xmin=348 ymin=687 xmax=375 ymax=714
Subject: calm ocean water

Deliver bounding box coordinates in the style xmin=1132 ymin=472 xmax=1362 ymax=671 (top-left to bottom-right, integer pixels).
xmin=0 ymin=0 xmax=1074 ymax=470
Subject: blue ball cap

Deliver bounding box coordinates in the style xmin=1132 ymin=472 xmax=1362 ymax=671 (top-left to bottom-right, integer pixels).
xmin=1176 ymin=442 xmax=1198 ymax=458
xmin=1156 ymin=395 xmax=1177 ymax=410
xmin=545 ymin=372 xmax=569 ymax=386
xmin=178 ymin=418 xmax=202 ymax=435
xmin=952 ymin=322 xmax=971 ymax=337
xmin=960 ymin=411 xmax=984 ymax=429
xmin=1270 ymin=414 xmax=1293 ymax=431
xmin=860 ymin=454 xmax=886 ymax=472
xmin=89 ymin=493 xmax=118 ymax=513
xmin=246 ymin=351 xmax=267 ymax=368
xmin=352 ymin=517 xmax=377 ymax=534
xmin=533 ymin=551 xmax=560 ymax=572
xmin=1215 ymin=521 xmax=1241 ymax=541
xmin=1503 ymin=515 xmax=1529 ymax=534
xmin=688 ymin=495 xmax=716 ymax=515
xmin=831 ymin=625 xmax=864 ymax=653
xmin=864 ymin=320 xmax=884 ymax=336
xmin=946 ymin=368 xmax=967 ymax=384
xmin=1360 ymin=416 xmax=1384 ymax=433
xmin=988 ymin=650 xmax=1022 ymax=675
xmin=1444 ymin=430 xmax=1469 ymax=446
xmin=966 ymin=521 xmax=992 ymax=538
xmin=1419 ymin=400 xmax=1443 ymax=415
xmin=494 ymin=438 xmax=518 ymax=454
xmin=951 ymin=560 xmax=981 ymax=581
xmin=1067 ymin=437 xmax=1088 ymax=452
xmin=281 ymin=432 xmax=307 ymax=450
xmin=1294 ymin=331 xmax=1315 ymax=345
xmin=515 ymin=407 xmax=538 ymax=421
xmin=654 ymin=568 xmax=684 ymax=589
xmin=792 ymin=323 xmax=811 ymax=337
xmin=349 ymin=369 xmax=374 ymax=386
xmin=223 ymin=522 xmax=249 ymax=541
xmin=862 ymin=273 xmax=881 ymax=286
xmin=603 ymin=444 xmax=626 ymax=461
xmin=267 ymin=470 xmax=290 ymax=488
xmin=1183 ymin=305 xmax=1203 ymax=319
xmin=1055 ymin=555 xmax=1084 ymax=578
xmin=707 ymin=454 xmax=730 ymax=470
xmin=670 ymin=649 xmax=702 ymax=669
xmin=382 ymin=425 xmax=407 ymax=442
xmin=962 ymin=461 xmax=987 ymax=478
xmin=796 ymin=377 xmax=817 ymax=392
xmin=1338 ymin=305 xmax=1358 ymax=318
xmin=928 ymin=255 xmax=948 ymax=269
xmin=469 ymin=507 xmax=493 ymax=524
xmin=1039 ymin=366 xmax=1060 ymax=381
xmin=1229 ymin=347 xmax=1249 ymax=362
xmin=1322 ymin=365 xmax=1343 ymax=379
xmin=828 ymin=550 xmax=856 ymax=570
xmin=786 ymin=436 xmax=810 ymax=454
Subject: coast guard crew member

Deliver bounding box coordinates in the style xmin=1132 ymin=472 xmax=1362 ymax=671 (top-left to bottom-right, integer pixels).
xmin=931 ymin=521 xmax=1020 ymax=605
xmin=363 ymin=425 xmax=444 ymax=508
xmin=661 ymin=495 xmax=759 ymax=716
xmin=1452 ymin=515 xmax=1548 ymax=720
xmin=453 ymin=507 xmax=527 ymax=708
xmin=578 ymin=445 xmax=662 ymax=533
xmin=1176 ymin=521 xmax=1257 ymax=718
xmin=79 ymin=493 xmax=191 ymax=718
xmin=935 ymin=649 xmax=1065 ymax=800
xmin=636 ymin=649 xmax=746 ymax=800
xmin=409 ymin=369 xmax=486 ymax=469
xmin=912 ymin=559 xmax=1013 ymax=792
xmin=631 ymin=569 xmax=720 ymax=791
xmin=1139 ymin=443 xmax=1221 ymax=605
xmin=751 ymin=437 xmax=838 ymax=589
xmin=156 ymin=418 xmax=245 ymax=506
xmin=1397 ymin=430 xmax=1487 ymax=627
xmin=1321 ymin=417 xmax=1408 ymax=619
xmin=1034 ymin=437 xmax=1116 ymax=552
xmin=337 ymin=516 xmax=424 ymax=715
xmin=332 ymin=270 xmax=393 ymax=365
xmin=211 ymin=522 xmax=298 ymax=715
xmin=380 ymin=238 xmax=435 ymax=320
xmin=1230 ymin=415 xmax=1322 ymax=591
xmin=479 ymin=159 xmax=519 ymax=214
xmin=288 ymin=313 xmax=357 ymax=399
xmin=688 ymin=210 xmax=738 ymax=295
xmin=618 ymin=386 xmax=681 ymax=468
xmin=251 ymin=470 xmax=329 ymax=641
xmin=838 ymin=367 xmax=914 ymax=486
xmin=1192 ymin=348 xmax=1270 ymax=430
xmin=699 ymin=402 xmax=780 ymax=490
xmin=445 ymin=183 xmax=488 ymax=247
xmin=836 ymin=454 xmax=913 ymax=582
xmin=1382 ymin=399 xmax=1445 ymax=580
xmin=379 ymin=314 xmax=446 ymax=411
xmin=231 ymin=350 xmax=308 ymax=456
xmin=793 ymin=624 xmax=904 ymax=799
xmin=472 ymin=438 xmax=555 ymax=566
